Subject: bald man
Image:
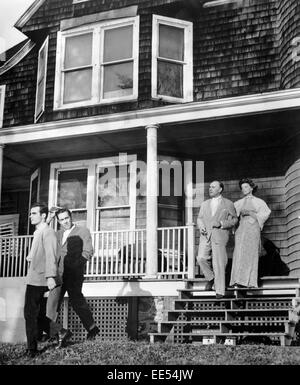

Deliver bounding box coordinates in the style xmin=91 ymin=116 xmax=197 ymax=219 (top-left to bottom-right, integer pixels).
xmin=197 ymin=181 xmax=237 ymax=298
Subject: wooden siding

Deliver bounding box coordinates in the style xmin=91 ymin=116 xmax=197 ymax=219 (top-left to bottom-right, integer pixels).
xmin=2 ymin=0 xmax=299 ymax=127
xmin=285 ymin=159 xmax=300 ymax=277
xmin=277 ymin=0 xmax=300 ymax=89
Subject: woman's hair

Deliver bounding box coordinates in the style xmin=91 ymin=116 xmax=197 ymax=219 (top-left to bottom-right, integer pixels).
xmin=239 ymin=178 xmax=258 ymax=194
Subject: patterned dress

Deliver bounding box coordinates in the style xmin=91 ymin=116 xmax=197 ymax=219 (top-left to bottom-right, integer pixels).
xmin=230 ymin=196 xmax=271 ymax=288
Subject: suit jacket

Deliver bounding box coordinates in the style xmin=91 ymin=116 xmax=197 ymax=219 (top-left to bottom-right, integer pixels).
xmin=26 ymin=224 xmax=58 ymax=287
xmin=56 ymin=225 xmax=94 ymax=277
xmin=197 ymin=197 xmax=237 ymax=244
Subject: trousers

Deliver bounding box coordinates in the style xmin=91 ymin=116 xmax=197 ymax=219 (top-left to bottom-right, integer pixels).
xmin=49 ymin=270 xmax=95 ymax=336
xmin=24 ymin=284 xmax=48 ymax=351
xmin=197 ymin=235 xmax=228 ymax=295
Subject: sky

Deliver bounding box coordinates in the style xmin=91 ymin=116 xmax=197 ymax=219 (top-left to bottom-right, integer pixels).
xmin=0 ymin=0 xmax=35 ymax=54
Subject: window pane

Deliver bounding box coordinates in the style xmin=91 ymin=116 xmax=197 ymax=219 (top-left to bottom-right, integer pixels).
xmin=69 ymin=211 xmax=87 ymax=228
xmin=64 ymin=33 xmax=93 ymax=68
xmin=57 ymin=169 xmax=88 ymax=209
xmin=158 ymin=60 xmax=183 ymax=98
xmin=103 ymin=62 xmax=133 ymax=99
xmin=98 ymin=165 xmax=130 ymax=207
xmin=98 ymin=208 xmax=130 ymax=231
xmin=38 ymin=47 xmax=46 ymax=80
xmin=36 ymin=80 xmax=45 ymax=116
xmin=103 ymin=25 xmax=133 ymax=62
xmin=63 ymin=69 xmax=92 ymax=103
xmin=159 ymin=24 xmax=184 ymax=61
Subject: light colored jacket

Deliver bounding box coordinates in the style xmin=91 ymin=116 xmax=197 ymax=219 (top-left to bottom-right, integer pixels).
xmin=197 ymin=197 xmax=238 ymax=244
xmin=26 ymin=224 xmax=58 ymax=286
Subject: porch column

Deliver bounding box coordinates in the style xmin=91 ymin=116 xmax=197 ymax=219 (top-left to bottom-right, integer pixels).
xmin=145 ymin=124 xmax=159 ymax=278
xmin=0 ymin=143 xmax=4 ymax=209
xmin=184 ymin=160 xmax=195 ymax=279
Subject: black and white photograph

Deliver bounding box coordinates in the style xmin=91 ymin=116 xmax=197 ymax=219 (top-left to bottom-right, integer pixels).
xmin=0 ymin=0 xmax=300 ymax=371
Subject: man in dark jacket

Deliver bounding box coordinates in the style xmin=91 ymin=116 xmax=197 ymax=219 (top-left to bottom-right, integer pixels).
xmin=48 ymin=208 xmax=99 ymax=347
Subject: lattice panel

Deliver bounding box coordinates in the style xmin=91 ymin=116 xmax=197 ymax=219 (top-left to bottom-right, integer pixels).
xmin=192 ymin=302 xmax=226 ymax=311
xmin=247 ymin=301 xmax=291 ymax=309
xmin=59 ymin=297 xmax=130 ymax=342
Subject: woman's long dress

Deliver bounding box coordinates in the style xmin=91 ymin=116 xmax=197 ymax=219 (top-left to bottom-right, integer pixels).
xmin=230 ymin=196 xmax=271 ymax=288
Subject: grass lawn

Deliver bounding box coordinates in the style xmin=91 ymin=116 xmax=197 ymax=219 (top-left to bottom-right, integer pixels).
xmin=1 ymin=339 xmax=300 ymax=365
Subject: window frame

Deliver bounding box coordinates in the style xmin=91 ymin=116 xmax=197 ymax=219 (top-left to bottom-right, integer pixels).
xmin=0 ymin=85 xmax=6 ymax=128
xmin=35 ymin=37 xmax=49 ymax=122
xmin=54 ymin=16 xmax=139 ymax=110
xmin=152 ymin=14 xmax=193 ymax=103
xmin=49 ymin=155 xmax=137 ymax=232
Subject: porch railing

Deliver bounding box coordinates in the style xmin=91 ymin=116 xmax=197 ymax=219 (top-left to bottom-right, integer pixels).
xmin=0 ymin=224 xmax=195 ymax=279
xmin=0 ymin=235 xmax=33 ymax=277
xmin=88 ymin=229 xmax=146 ymax=278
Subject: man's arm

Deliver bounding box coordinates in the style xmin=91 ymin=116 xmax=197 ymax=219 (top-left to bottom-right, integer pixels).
xmin=43 ymin=228 xmax=58 ymax=289
xmin=197 ymin=202 xmax=207 ymax=235
xmin=220 ymin=201 xmax=238 ymax=229
xmin=81 ymin=228 xmax=94 ymax=261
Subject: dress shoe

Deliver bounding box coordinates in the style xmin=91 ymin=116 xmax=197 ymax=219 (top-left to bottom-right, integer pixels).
xmin=204 ymin=279 xmax=214 ymax=291
xmin=216 ymin=294 xmax=224 ymax=299
xmin=57 ymin=328 xmax=73 ymax=348
xmin=87 ymin=325 xmax=100 ymax=340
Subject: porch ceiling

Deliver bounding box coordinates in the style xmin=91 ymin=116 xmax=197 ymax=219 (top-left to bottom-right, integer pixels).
xmin=3 ymin=108 xmax=300 ymax=191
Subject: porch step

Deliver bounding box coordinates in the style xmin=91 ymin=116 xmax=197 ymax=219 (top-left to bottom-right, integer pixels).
xmin=149 ymin=278 xmax=300 ymax=346
xmin=149 ymin=332 xmax=292 ymax=345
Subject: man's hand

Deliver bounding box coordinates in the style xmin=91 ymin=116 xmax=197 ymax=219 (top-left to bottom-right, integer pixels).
xmin=200 ymin=227 xmax=207 ymax=236
xmin=26 ymin=255 xmax=32 ymax=262
xmin=212 ymin=221 xmax=221 ymax=228
xmin=47 ymin=277 xmax=57 ymax=291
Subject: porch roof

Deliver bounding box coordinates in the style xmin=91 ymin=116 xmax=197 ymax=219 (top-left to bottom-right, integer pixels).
xmin=2 ymin=88 xmax=300 ymax=191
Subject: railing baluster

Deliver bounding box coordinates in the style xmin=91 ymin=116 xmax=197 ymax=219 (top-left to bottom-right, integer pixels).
xmin=100 ymin=232 xmax=104 ymax=275
xmin=178 ymin=228 xmax=181 ymax=273
xmin=183 ymin=227 xmax=187 ymax=273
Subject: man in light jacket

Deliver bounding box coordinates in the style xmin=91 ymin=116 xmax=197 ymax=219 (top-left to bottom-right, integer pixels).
xmin=197 ymin=181 xmax=237 ymax=298
xmin=24 ymin=202 xmax=58 ymax=358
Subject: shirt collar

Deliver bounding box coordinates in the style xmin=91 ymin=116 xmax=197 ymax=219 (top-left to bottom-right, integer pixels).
xmin=212 ymin=195 xmax=222 ymax=201
xmin=64 ymin=224 xmax=76 ymax=233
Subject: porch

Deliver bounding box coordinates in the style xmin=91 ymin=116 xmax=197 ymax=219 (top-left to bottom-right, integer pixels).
xmin=0 ymin=226 xmax=195 ymax=280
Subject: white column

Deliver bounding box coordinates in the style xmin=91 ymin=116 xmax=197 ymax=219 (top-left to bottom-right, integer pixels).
xmin=145 ymin=124 xmax=159 ymax=278
xmin=0 ymin=144 xmax=4 ymax=209
xmin=184 ymin=160 xmax=195 ymax=279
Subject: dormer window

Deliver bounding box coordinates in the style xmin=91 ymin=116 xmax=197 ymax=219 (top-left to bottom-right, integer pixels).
xmin=54 ymin=16 xmax=139 ymax=110
xmin=152 ymin=15 xmax=193 ymax=103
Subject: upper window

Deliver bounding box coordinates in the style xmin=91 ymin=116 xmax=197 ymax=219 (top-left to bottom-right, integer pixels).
xmin=35 ymin=37 xmax=49 ymax=122
xmin=152 ymin=15 xmax=193 ymax=103
xmin=54 ymin=16 xmax=139 ymax=110
xmin=0 ymin=85 xmax=5 ymax=128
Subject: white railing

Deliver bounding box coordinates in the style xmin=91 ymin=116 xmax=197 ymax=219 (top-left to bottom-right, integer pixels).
xmin=0 ymin=235 xmax=33 ymax=277
xmin=0 ymin=225 xmax=195 ymax=280
xmin=157 ymin=226 xmax=189 ymax=278
xmin=87 ymin=229 xmax=147 ymax=278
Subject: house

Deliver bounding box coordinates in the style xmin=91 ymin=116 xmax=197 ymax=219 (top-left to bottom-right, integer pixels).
xmin=0 ymin=0 xmax=300 ymax=344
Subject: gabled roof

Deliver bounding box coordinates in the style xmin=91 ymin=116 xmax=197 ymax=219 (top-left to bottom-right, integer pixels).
xmin=0 ymin=39 xmax=35 ymax=76
xmin=14 ymin=0 xmax=46 ymax=29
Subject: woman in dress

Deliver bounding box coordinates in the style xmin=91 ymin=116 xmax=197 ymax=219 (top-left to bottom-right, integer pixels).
xmin=230 ymin=178 xmax=271 ymax=288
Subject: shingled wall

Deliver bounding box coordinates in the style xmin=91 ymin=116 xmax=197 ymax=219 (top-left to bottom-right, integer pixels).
xmin=2 ymin=0 xmax=299 ymax=127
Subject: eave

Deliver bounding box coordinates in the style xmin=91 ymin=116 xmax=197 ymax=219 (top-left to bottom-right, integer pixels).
xmin=14 ymin=0 xmax=46 ymax=30
xmin=1 ymin=88 xmax=300 ymax=145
